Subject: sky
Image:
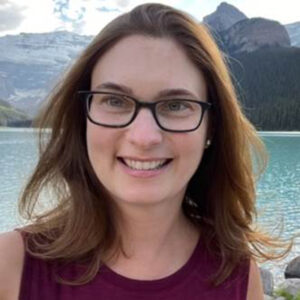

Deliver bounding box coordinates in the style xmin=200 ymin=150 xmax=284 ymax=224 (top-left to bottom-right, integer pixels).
xmin=0 ymin=0 xmax=299 ymax=37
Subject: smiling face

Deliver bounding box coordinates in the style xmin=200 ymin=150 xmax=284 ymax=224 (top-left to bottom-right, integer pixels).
xmin=86 ymin=35 xmax=209 ymax=209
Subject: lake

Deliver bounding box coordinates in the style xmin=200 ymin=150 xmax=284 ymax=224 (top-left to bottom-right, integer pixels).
xmin=0 ymin=128 xmax=299 ymax=283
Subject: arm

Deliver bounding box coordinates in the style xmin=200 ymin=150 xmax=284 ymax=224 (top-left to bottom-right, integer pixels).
xmin=0 ymin=231 xmax=25 ymax=300
xmin=246 ymin=259 xmax=264 ymax=300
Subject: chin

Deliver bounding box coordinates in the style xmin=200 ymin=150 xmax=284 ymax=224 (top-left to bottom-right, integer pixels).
xmin=113 ymin=190 xmax=172 ymax=207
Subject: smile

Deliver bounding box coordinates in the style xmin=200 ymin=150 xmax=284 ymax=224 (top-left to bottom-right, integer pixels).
xmin=118 ymin=158 xmax=172 ymax=170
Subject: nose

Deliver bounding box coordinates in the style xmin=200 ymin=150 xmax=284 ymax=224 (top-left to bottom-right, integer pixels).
xmin=125 ymin=108 xmax=163 ymax=148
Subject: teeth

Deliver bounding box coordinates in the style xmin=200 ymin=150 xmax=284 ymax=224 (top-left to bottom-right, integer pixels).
xmin=123 ymin=159 xmax=167 ymax=170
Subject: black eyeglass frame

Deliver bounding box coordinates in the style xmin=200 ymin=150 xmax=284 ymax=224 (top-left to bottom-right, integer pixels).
xmin=78 ymin=91 xmax=213 ymax=133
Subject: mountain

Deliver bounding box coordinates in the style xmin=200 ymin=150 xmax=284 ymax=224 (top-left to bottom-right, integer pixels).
xmin=0 ymin=98 xmax=30 ymax=126
xmin=202 ymin=2 xmax=300 ymax=130
xmin=228 ymin=47 xmax=300 ymax=130
xmin=285 ymin=22 xmax=300 ymax=47
xmin=221 ymin=18 xmax=290 ymax=54
xmin=0 ymin=31 xmax=92 ymax=116
xmin=203 ymin=2 xmax=297 ymax=53
xmin=203 ymin=2 xmax=247 ymax=32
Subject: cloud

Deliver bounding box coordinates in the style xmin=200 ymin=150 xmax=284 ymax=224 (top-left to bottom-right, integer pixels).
xmin=0 ymin=0 xmax=63 ymax=36
xmin=112 ymin=0 xmax=182 ymax=10
xmin=238 ymin=0 xmax=300 ymax=24
xmin=53 ymin=0 xmax=115 ymax=34
xmin=0 ymin=0 xmax=186 ymax=36
xmin=51 ymin=0 xmax=126 ymax=35
xmin=1 ymin=0 xmax=299 ymax=37
xmin=114 ymin=0 xmax=130 ymax=8
xmin=54 ymin=0 xmax=85 ymax=21
xmin=0 ymin=0 xmax=26 ymax=31
xmin=97 ymin=6 xmax=120 ymax=13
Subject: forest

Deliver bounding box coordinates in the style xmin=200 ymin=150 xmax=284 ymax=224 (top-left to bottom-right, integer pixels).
xmin=228 ymin=47 xmax=300 ymax=131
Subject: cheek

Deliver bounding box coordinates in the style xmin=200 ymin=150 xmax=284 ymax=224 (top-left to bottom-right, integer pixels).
xmin=176 ymin=130 xmax=207 ymax=173
xmin=86 ymin=123 xmax=99 ymax=161
xmin=86 ymin=123 xmax=115 ymax=167
xmin=86 ymin=121 xmax=127 ymax=176
xmin=185 ymin=137 xmax=206 ymax=164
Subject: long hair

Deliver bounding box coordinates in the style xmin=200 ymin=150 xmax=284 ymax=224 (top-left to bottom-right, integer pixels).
xmin=19 ymin=3 xmax=291 ymax=285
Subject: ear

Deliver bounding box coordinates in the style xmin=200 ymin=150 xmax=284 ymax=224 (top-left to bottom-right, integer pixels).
xmin=206 ymin=109 xmax=215 ymax=146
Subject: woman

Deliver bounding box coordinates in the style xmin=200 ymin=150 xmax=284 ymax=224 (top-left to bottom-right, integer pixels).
xmin=0 ymin=3 xmax=289 ymax=300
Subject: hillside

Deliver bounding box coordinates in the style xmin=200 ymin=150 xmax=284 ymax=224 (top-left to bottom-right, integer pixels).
xmin=221 ymin=18 xmax=290 ymax=54
xmin=229 ymin=47 xmax=300 ymax=130
xmin=0 ymin=31 xmax=93 ymax=115
xmin=0 ymin=99 xmax=31 ymax=126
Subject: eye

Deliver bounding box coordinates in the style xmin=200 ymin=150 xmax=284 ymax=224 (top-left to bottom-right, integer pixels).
xmin=90 ymin=94 xmax=135 ymax=114
xmin=103 ymin=95 xmax=127 ymax=107
xmin=160 ymin=100 xmax=192 ymax=112
xmin=92 ymin=94 xmax=133 ymax=109
xmin=167 ymin=101 xmax=187 ymax=111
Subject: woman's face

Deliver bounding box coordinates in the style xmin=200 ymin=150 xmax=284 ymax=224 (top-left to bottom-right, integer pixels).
xmin=87 ymin=35 xmax=209 ymax=208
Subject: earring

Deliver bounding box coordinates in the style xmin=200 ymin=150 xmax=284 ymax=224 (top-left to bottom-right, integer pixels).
xmin=205 ymin=139 xmax=211 ymax=149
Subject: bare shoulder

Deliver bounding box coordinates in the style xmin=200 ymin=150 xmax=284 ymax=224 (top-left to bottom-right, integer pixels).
xmin=246 ymin=259 xmax=264 ymax=300
xmin=0 ymin=231 xmax=25 ymax=299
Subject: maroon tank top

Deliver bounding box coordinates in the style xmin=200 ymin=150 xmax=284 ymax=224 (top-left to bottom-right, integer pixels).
xmin=19 ymin=233 xmax=249 ymax=300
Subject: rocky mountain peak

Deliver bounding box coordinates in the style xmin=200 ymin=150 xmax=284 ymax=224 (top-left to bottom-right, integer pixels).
xmin=203 ymin=1 xmax=247 ymax=32
xmin=222 ymin=18 xmax=291 ymax=54
xmin=217 ymin=2 xmax=242 ymax=14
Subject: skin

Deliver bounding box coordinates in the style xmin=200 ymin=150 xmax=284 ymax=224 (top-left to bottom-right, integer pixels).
xmin=0 ymin=35 xmax=264 ymax=299
xmin=88 ymin=35 xmax=209 ymax=208
xmin=87 ymin=35 xmax=208 ymax=275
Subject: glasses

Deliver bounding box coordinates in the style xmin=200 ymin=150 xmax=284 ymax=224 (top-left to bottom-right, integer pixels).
xmin=78 ymin=91 xmax=212 ymax=133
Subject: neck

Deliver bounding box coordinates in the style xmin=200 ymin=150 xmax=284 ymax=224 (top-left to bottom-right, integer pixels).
xmin=109 ymin=195 xmax=200 ymax=262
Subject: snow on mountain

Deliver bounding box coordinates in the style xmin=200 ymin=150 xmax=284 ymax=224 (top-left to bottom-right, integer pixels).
xmin=0 ymin=31 xmax=93 ymax=116
xmin=0 ymin=31 xmax=92 ymax=65
xmin=285 ymin=22 xmax=300 ymax=47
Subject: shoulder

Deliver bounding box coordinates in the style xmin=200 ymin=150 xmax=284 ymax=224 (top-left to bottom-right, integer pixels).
xmin=246 ymin=259 xmax=264 ymax=300
xmin=0 ymin=231 xmax=25 ymax=299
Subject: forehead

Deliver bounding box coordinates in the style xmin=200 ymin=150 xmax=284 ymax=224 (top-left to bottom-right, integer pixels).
xmin=91 ymin=35 xmax=207 ymax=100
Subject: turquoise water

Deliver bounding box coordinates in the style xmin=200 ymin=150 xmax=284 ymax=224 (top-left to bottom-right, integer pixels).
xmin=0 ymin=129 xmax=299 ymax=283
xmin=257 ymin=133 xmax=300 ymax=238
xmin=0 ymin=129 xmax=38 ymax=230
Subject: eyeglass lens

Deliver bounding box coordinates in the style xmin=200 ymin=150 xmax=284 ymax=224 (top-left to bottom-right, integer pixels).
xmin=87 ymin=92 xmax=204 ymax=131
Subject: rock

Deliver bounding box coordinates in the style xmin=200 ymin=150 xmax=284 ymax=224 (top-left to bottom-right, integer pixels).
xmin=222 ymin=18 xmax=291 ymax=54
xmin=278 ymin=278 xmax=300 ymax=297
xmin=260 ymin=267 xmax=274 ymax=296
xmin=285 ymin=256 xmax=300 ymax=279
xmin=203 ymin=2 xmax=247 ymax=32
xmin=285 ymin=21 xmax=300 ymax=47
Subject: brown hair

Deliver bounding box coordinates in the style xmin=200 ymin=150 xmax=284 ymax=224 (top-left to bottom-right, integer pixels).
xmin=19 ymin=3 xmax=291 ymax=285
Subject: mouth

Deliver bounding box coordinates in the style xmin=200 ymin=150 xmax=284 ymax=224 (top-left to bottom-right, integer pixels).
xmin=117 ymin=157 xmax=172 ymax=171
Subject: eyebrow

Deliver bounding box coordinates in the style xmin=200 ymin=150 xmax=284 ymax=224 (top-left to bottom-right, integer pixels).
xmin=94 ymin=82 xmax=199 ymax=99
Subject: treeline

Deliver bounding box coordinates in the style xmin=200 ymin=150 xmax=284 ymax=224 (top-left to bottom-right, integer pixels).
xmin=227 ymin=47 xmax=300 ymax=130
